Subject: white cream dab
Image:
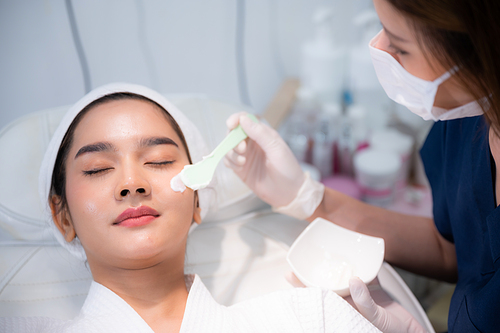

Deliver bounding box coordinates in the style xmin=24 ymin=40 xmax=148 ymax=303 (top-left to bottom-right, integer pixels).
xmin=170 ymin=173 xmax=186 ymax=193
xmin=85 ymin=202 xmax=98 ymax=215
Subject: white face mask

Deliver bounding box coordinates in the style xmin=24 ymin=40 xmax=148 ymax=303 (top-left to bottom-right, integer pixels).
xmin=368 ymin=30 xmax=483 ymax=121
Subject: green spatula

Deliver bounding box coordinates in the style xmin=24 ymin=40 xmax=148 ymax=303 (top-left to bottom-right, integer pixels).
xmin=170 ymin=114 xmax=259 ymax=192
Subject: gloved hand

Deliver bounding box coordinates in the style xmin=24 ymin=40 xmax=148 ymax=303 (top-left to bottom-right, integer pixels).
xmin=349 ymin=277 xmax=427 ymax=333
xmin=225 ymin=112 xmax=324 ymax=219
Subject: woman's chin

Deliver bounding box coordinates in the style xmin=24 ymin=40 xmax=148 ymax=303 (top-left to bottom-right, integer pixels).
xmin=117 ymin=244 xmax=185 ymax=269
xmin=83 ymin=229 xmax=188 ymax=271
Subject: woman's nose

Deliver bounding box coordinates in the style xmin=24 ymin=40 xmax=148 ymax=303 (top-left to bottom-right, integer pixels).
xmin=115 ymin=170 xmax=151 ymax=200
xmin=374 ymin=31 xmax=390 ymax=52
xmin=374 ymin=31 xmax=399 ymax=60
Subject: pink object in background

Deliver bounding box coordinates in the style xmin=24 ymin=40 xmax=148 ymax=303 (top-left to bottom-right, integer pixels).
xmin=321 ymin=176 xmax=433 ymax=219
xmin=321 ymin=176 xmax=362 ymax=200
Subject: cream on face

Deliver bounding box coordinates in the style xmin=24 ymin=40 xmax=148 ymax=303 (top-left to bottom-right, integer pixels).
xmin=170 ymin=173 xmax=186 ymax=193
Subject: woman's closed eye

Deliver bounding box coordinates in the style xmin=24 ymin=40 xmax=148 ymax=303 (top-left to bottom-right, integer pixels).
xmin=83 ymin=167 xmax=113 ymax=176
xmin=389 ymin=43 xmax=408 ymax=56
xmin=145 ymin=160 xmax=175 ymax=168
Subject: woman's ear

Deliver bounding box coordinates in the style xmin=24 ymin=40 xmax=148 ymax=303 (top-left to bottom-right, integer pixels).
xmin=50 ymin=195 xmax=76 ymax=242
xmin=193 ymin=192 xmax=202 ymax=225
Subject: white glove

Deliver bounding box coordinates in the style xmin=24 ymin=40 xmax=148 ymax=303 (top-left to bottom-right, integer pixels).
xmin=349 ymin=277 xmax=427 ymax=333
xmin=225 ymin=112 xmax=324 ymax=219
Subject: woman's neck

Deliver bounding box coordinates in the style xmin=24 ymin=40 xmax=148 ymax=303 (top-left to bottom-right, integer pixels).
xmin=91 ymin=256 xmax=189 ymax=332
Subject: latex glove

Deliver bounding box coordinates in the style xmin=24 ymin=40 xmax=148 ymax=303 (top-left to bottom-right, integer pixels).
xmin=224 ymin=112 xmax=304 ymax=206
xmin=225 ymin=113 xmax=325 ymax=219
xmin=349 ymin=277 xmax=427 ymax=333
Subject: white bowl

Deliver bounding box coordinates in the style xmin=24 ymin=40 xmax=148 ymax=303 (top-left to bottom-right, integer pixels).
xmin=287 ymin=218 xmax=385 ymax=297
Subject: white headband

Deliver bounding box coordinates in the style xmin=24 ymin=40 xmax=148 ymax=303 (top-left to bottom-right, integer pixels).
xmin=39 ymin=83 xmax=212 ymax=261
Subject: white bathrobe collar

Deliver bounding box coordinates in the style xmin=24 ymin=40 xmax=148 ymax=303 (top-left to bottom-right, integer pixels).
xmin=76 ymin=280 xmax=155 ymax=332
xmin=71 ymin=274 xmax=221 ymax=333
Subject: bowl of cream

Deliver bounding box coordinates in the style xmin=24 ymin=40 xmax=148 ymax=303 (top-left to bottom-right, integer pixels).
xmin=287 ymin=217 xmax=385 ymax=297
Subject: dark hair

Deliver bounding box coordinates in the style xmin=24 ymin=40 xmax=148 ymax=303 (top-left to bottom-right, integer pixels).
xmin=387 ymin=0 xmax=500 ymax=132
xmin=50 ymin=92 xmax=193 ymax=214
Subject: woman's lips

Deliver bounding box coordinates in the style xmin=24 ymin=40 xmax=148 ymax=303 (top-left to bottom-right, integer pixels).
xmin=114 ymin=206 xmax=160 ymax=227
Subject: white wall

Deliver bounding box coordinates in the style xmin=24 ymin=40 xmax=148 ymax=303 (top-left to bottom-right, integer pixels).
xmin=0 ymin=0 xmax=373 ymax=127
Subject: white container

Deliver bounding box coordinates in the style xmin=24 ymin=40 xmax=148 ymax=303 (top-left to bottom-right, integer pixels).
xmin=287 ymin=217 xmax=385 ymax=297
xmin=369 ymin=129 xmax=414 ymax=190
xmin=346 ymin=104 xmax=369 ymax=148
xmin=300 ymin=7 xmax=345 ymax=104
xmin=293 ymin=87 xmax=321 ymax=134
xmin=353 ymin=148 xmax=401 ymax=207
xmin=349 ymin=10 xmax=390 ymax=132
xmin=337 ymin=105 xmax=369 ymax=177
xmin=282 ymin=87 xmax=320 ymax=163
xmin=312 ymin=103 xmax=341 ymax=178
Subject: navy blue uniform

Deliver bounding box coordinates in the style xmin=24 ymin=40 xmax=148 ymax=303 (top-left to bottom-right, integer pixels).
xmin=421 ymin=115 xmax=500 ymax=332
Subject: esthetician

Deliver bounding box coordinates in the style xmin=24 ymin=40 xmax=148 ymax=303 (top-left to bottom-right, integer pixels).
xmin=225 ymin=0 xmax=500 ymax=331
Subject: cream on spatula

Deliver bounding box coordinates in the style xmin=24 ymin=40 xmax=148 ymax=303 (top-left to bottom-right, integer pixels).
xmin=170 ymin=114 xmax=258 ymax=192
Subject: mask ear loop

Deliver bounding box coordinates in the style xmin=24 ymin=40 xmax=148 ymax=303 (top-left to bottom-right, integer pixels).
xmin=425 ymin=66 xmax=461 ymax=120
xmin=433 ymin=65 xmax=459 ymax=86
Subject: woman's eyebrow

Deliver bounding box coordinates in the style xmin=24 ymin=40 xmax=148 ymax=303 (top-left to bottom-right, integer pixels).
xmin=75 ymin=142 xmax=114 ymax=159
xmin=139 ymin=136 xmax=179 ymax=149
xmin=74 ymin=137 xmax=179 ymax=159
xmin=383 ymin=25 xmax=409 ymax=43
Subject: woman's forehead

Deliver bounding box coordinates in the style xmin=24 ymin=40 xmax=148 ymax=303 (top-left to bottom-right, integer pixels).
xmin=374 ymin=0 xmax=415 ymax=39
xmin=71 ymin=98 xmax=186 ymax=153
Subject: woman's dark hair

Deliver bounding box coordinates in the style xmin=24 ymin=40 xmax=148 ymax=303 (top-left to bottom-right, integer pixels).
xmin=50 ymin=92 xmax=193 ymax=214
xmin=388 ymin=0 xmax=500 ymax=132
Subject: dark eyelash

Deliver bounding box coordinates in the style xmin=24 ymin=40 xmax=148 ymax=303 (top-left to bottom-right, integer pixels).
xmin=146 ymin=161 xmax=175 ymax=166
xmin=83 ymin=161 xmax=174 ymax=176
xmin=83 ymin=168 xmax=113 ymax=176
xmin=389 ymin=43 xmax=408 ymax=55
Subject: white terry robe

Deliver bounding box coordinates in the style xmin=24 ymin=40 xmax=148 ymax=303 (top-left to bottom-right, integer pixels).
xmin=0 ymin=275 xmax=380 ymax=333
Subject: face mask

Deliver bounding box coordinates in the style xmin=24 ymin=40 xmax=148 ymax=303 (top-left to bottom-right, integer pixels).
xmin=368 ymin=30 xmax=483 ymax=121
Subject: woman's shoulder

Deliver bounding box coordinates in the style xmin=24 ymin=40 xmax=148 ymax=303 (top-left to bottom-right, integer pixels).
xmin=421 ymin=115 xmax=488 ymax=180
xmin=424 ymin=115 xmax=487 ymax=150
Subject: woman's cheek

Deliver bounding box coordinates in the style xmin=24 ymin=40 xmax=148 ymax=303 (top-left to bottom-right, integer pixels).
xmin=66 ymin=177 xmax=113 ymax=224
xmin=83 ymin=200 xmax=109 ymax=222
xmin=154 ymin=176 xmax=194 ymax=209
xmin=155 ymin=175 xmax=180 ymax=198
xmin=85 ymin=201 xmax=98 ymax=215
